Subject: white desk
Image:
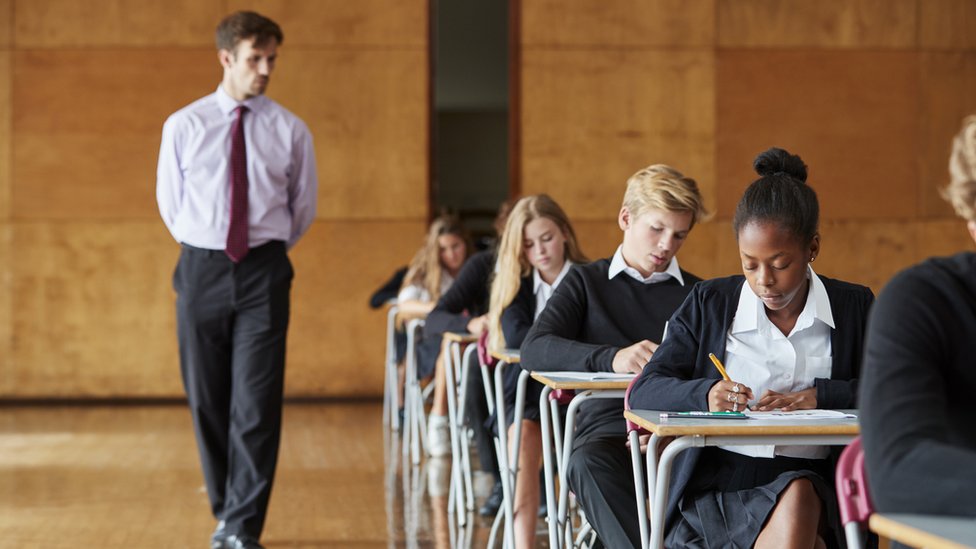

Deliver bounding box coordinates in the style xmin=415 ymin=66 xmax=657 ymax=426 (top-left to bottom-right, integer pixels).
xmin=533 ymin=372 xmax=634 ymax=549
xmin=625 ymin=409 xmax=859 ymax=549
xmin=870 ymin=513 xmax=976 ymax=549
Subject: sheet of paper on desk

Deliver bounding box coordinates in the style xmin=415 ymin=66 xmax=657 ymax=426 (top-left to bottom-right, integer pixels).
xmin=548 ymin=371 xmax=635 ymax=381
xmin=744 ymin=410 xmax=857 ymax=420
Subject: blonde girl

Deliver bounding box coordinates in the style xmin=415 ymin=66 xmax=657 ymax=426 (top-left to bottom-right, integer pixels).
xmin=487 ymin=194 xmax=586 ymax=548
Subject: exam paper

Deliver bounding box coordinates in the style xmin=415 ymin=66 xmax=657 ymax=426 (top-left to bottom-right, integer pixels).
xmin=743 ymin=409 xmax=857 ymax=420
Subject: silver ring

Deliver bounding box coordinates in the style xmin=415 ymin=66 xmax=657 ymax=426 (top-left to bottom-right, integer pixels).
xmin=732 ymin=402 xmax=739 ymax=412
xmin=727 ymin=391 xmax=735 ymax=402
xmin=732 ymin=383 xmax=740 ymax=393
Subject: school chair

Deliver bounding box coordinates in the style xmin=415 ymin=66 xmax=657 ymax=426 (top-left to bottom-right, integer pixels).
xmin=835 ymin=436 xmax=874 ymax=549
xmin=624 ymin=375 xmax=652 ymax=549
xmin=402 ymin=317 xmax=431 ymax=465
xmin=476 ymin=330 xmax=507 ymax=547
xmin=383 ymin=302 xmax=400 ymax=431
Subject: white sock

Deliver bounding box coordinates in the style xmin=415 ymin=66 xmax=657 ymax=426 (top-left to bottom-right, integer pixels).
xmin=429 ymin=414 xmax=448 ymax=427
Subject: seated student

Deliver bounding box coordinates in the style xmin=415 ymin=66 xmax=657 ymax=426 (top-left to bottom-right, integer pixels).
xmin=395 ymin=215 xmax=469 ymax=433
xmin=630 ymin=148 xmax=874 ymax=549
xmin=521 ymin=164 xmax=708 ymax=548
xmin=422 ymin=200 xmax=513 ymax=516
xmin=368 ymin=265 xmax=407 ymax=309
xmin=486 ymin=194 xmax=588 ymax=548
xmin=860 ymin=115 xmax=976 ymax=520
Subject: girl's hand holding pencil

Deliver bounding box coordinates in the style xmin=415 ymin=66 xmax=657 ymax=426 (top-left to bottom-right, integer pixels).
xmin=707 ymin=353 xmax=754 ymax=412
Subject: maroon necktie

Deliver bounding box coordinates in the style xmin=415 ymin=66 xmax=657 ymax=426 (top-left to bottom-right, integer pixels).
xmin=225 ymin=105 xmax=249 ymax=262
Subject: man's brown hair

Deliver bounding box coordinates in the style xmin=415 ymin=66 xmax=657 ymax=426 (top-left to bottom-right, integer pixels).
xmin=215 ymin=11 xmax=283 ymax=52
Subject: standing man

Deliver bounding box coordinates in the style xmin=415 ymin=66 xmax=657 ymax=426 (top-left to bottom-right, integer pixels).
xmin=156 ymin=11 xmax=317 ymax=549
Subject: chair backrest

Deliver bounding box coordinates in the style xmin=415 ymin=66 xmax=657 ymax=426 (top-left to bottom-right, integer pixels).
xmin=477 ymin=330 xmax=497 ymax=369
xmin=835 ymin=436 xmax=874 ymax=549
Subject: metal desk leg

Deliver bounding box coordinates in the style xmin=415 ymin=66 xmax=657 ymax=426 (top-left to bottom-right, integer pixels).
xmin=494 ymin=361 xmax=515 ymax=548
xmin=649 ymin=436 xmax=699 ymax=549
xmin=444 ymin=340 xmax=465 ymax=525
xmin=539 ymin=385 xmax=559 ymax=549
xmin=629 ymin=429 xmax=649 ymax=549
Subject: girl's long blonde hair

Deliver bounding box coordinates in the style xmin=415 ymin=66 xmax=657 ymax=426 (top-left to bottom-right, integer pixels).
xmin=401 ymin=215 xmax=469 ymax=302
xmin=487 ymin=195 xmax=587 ymax=351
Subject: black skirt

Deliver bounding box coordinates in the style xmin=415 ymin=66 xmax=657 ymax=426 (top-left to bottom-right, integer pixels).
xmin=665 ymin=447 xmax=842 ymax=549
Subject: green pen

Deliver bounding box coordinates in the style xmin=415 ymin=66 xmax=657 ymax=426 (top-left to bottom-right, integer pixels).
xmin=659 ymin=411 xmax=751 ymax=420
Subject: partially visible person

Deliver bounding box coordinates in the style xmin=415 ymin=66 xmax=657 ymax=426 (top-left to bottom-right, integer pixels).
xmin=861 ymin=115 xmax=976 ymax=520
xmin=424 ymin=199 xmax=514 ymax=516
xmin=156 ymin=11 xmax=316 ymax=549
xmin=631 ymin=148 xmax=874 ymax=549
xmin=368 ymin=265 xmax=407 ymax=309
xmin=486 ymin=194 xmax=587 ymax=548
xmin=395 ymin=215 xmax=470 ymax=428
xmin=521 ymin=164 xmax=707 ymax=548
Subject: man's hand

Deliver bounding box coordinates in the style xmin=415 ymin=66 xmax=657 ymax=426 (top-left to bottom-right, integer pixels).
xmin=611 ymin=340 xmax=658 ymax=374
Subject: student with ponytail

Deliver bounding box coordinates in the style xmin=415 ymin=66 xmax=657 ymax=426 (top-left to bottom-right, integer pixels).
xmin=630 ymin=148 xmax=874 ymax=548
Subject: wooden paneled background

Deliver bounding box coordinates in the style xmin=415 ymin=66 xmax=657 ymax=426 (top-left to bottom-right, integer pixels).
xmin=2 ymin=1 xmax=975 ymax=398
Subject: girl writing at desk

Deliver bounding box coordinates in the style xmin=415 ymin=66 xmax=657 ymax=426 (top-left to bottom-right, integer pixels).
xmin=630 ymin=148 xmax=874 ymax=549
xmin=487 ymin=194 xmax=587 ymax=548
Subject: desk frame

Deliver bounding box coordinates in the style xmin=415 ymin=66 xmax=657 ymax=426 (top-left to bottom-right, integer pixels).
xmin=534 ymin=373 xmax=633 ymax=549
xmin=626 ymin=409 xmax=859 ymax=549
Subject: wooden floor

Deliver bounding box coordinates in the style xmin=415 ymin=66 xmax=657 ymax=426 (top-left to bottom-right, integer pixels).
xmin=0 ymin=401 xmax=524 ymax=548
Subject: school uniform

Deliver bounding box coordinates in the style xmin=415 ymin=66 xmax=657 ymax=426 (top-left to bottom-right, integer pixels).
xmin=629 ymin=268 xmax=874 ymax=548
xmin=397 ymin=272 xmax=455 ymax=378
xmin=861 ymin=252 xmax=976 ymax=518
xmin=498 ymin=261 xmax=573 ymax=425
xmin=521 ymin=248 xmax=699 ymax=548
xmin=423 ymin=249 xmax=500 ymax=482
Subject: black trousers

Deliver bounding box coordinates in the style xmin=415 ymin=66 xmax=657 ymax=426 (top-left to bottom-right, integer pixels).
xmin=567 ymin=435 xmax=643 ymax=549
xmin=174 ymin=241 xmax=293 ymax=539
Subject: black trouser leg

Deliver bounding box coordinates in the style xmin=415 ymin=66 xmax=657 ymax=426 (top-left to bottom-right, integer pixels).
xmin=464 ymin=352 xmax=500 ymax=480
xmin=567 ymin=436 xmax=643 ymax=549
xmin=175 ymin=242 xmax=292 ymax=539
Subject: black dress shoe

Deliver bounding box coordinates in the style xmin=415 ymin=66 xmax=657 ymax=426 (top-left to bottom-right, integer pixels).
xmin=223 ymin=534 xmax=265 ymax=549
xmin=479 ymin=482 xmax=504 ymax=516
xmin=211 ymin=521 xmax=229 ymax=549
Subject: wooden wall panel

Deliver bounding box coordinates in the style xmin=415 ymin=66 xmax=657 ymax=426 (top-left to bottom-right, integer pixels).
xmin=917 ymin=219 xmax=976 ymax=260
xmin=286 ymin=220 xmax=426 ymax=397
xmin=12 ymin=50 xmax=218 ymax=220
xmin=273 ymin=49 xmax=428 ymax=221
xmin=919 ymin=0 xmax=976 ymax=50
xmin=716 ymin=50 xmax=919 ymax=220
xmin=521 ymin=0 xmax=714 ymax=47
xmin=13 ymin=0 xmax=221 ymax=47
xmin=0 ymin=0 xmax=10 ymax=47
xmin=918 ymin=53 xmax=976 ymax=217
xmin=817 ymin=220 xmax=917 ymax=292
xmin=227 ymin=0 xmax=427 ymax=47
xmin=0 ymin=51 xmax=9 ymax=219
xmin=717 ymin=0 xmax=916 ymax=49
xmin=0 ymin=224 xmax=10 ymax=395
xmin=5 ymin=222 xmax=180 ymax=397
xmin=521 ymin=49 xmax=716 ymax=221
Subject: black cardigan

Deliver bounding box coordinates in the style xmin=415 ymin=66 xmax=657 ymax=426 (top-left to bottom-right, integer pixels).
xmin=629 ymin=274 xmax=874 ymax=527
xmin=522 ymin=258 xmax=699 ymax=443
xmin=861 ymin=253 xmax=976 ymax=516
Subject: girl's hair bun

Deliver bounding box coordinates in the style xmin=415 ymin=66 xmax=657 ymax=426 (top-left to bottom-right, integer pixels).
xmin=753 ymin=147 xmax=808 ymax=183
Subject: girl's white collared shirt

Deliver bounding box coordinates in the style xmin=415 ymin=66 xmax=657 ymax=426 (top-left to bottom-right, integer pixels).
xmin=722 ymin=265 xmax=834 ymax=459
xmin=533 ymin=260 xmax=573 ymax=320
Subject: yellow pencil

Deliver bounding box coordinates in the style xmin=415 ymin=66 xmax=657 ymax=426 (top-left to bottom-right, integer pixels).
xmin=708 ymin=353 xmax=731 ymax=381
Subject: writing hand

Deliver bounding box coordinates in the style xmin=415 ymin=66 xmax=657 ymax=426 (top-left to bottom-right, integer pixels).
xmin=755 ymin=387 xmax=817 ymax=411
xmin=707 ymin=380 xmax=755 ymax=412
xmin=612 ymin=340 xmax=658 ymax=374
